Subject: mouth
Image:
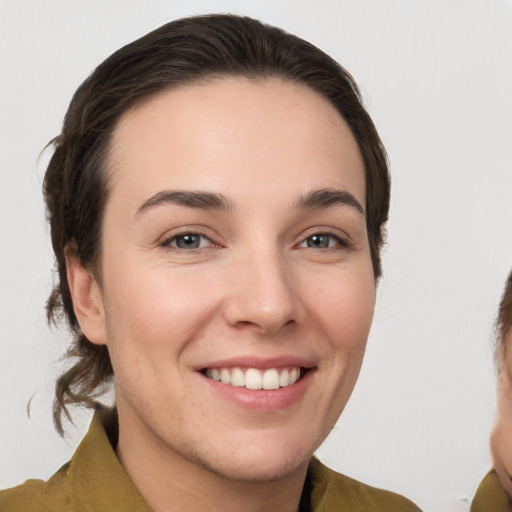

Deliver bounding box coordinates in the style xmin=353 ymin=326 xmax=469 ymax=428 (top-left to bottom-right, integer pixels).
xmin=201 ymin=366 xmax=307 ymax=390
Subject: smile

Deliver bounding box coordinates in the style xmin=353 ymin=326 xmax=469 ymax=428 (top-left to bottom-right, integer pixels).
xmin=203 ymin=366 xmax=303 ymax=390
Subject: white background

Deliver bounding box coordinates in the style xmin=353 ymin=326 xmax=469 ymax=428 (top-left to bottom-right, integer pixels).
xmin=1 ymin=1 xmax=511 ymax=511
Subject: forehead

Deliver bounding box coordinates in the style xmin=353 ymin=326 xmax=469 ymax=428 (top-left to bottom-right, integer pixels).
xmin=107 ymin=77 xmax=365 ymax=209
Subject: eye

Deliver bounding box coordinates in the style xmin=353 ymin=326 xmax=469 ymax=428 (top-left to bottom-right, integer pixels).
xmin=299 ymin=233 xmax=348 ymax=249
xmin=165 ymin=233 xmax=212 ymax=250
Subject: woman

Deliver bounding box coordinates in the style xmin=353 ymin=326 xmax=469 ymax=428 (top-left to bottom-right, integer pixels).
xmin=472 ymin=270 xmax=512 ymax=511
xmin=0 ymin=14 xmax=420 ymax=511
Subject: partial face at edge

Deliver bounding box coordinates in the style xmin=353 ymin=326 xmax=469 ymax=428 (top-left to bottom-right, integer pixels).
xmin=83 ymin=77 xmax=376 ymax=481
xmin=492 ymin=329 xmax=512 ymax=496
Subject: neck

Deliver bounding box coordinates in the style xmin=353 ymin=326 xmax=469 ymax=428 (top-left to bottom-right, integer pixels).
xmin=115 ymin=406 xmax=309 ymax=512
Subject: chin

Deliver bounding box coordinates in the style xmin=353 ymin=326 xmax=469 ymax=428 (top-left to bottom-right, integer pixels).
xmin=185 ymin=434 xmax=313 ymax=483
xmin=205 ymin=451 xmax=309 ymax=483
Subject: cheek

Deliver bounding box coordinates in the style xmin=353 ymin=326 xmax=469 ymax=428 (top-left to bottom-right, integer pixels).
xmin=307 ymin=267 xmax=375 ymax=350
xmin=102 ymin=260 xmax=225 ymax=355
xmin=496 ymin=371 xmax=512 ymax=420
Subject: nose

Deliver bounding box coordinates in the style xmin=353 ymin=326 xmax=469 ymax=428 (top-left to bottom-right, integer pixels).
xmin=222 ymin=250 xmax=305 ymax=334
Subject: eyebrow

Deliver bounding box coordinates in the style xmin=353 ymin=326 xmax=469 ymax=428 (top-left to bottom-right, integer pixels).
xmin=136 ymin=190 xmax=232 ymax=216
xmin=294 ymin=189 xmax=365 ymax=216
xmin=136 ymin=187 xmax=364 ymax=217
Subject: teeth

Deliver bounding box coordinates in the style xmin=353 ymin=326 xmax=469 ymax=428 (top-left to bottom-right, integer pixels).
xmin=204 ymin=366 xmax=303 ymax=390
xmin=231 ymin=368 xmax=245 ymax=387
xmin=220 ymin=368 xmax=231 ymax=384
xmin=245 ymin=368 xmax=262 ymax=390
xmin=262 ymin=369 xmax=280 ymax=390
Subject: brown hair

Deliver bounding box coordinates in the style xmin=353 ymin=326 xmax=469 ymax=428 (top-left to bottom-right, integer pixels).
xmin=497 ymin=270 xmax=512 ymax=361
xmin=44 ymin=13 xmax=391 ymax=434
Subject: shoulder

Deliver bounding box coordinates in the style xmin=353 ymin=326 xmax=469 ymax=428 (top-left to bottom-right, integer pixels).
xmin=0 ymin=410 xmax=151 ymax=512
xmin=470 ymin=470 xmax=512 ymax=512
xmin=0 ymin=463 xmax=71 ymax=512
xmin=309 ymin=458 xmax=422 ymax=512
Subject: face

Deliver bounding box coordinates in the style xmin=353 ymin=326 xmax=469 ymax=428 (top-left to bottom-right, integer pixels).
xmin=80 ymin=77 xmax=375 ymax=481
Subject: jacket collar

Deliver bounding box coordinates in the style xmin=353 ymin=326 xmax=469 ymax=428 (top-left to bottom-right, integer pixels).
xmin=68 ymin=408 xmax=152 ymax=512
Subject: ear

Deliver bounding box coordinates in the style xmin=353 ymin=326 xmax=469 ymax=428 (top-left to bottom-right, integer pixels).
xmin=65 ymin=245 xmax=108 ymax=346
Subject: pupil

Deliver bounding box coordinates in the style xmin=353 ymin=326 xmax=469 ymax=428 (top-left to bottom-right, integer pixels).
xmin=177 ymin=234 xmax=199 ymax=249
xmin=308 ymin=234 xmax=328 ymax=248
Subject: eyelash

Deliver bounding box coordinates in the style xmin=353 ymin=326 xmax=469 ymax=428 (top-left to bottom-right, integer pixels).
xmin=299 ymin=232 xmax=351 ymax=250
xmin=160 ymin=232 xmax=216 ymax=252
xmin=159 ymin=230 xmax=351 ymax=253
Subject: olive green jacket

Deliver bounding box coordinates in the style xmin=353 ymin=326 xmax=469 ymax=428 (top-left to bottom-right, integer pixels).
xmin=1 ymin=411 xmax=421 ymax=511
xmin=471 ymin=470 xmax=512 ymax=512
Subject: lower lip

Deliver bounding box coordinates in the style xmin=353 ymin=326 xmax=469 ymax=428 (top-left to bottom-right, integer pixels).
xmin=199 ymin=369 xmax=315 ymax=411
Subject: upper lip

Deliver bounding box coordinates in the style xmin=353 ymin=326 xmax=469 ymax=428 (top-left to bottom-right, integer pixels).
xmin=194 ymin=355 xmax=316 ymax=371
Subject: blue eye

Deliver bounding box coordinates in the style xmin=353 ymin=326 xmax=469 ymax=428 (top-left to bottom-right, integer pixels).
xmin=167 ymin=233 xmax=211 ymax=250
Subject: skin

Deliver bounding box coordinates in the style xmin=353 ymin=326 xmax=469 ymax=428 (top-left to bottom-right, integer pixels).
xmin=66 ymin=77 xmax=376 ymax=512
xmin=491 ymin=331 xmax=512 ymax=498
